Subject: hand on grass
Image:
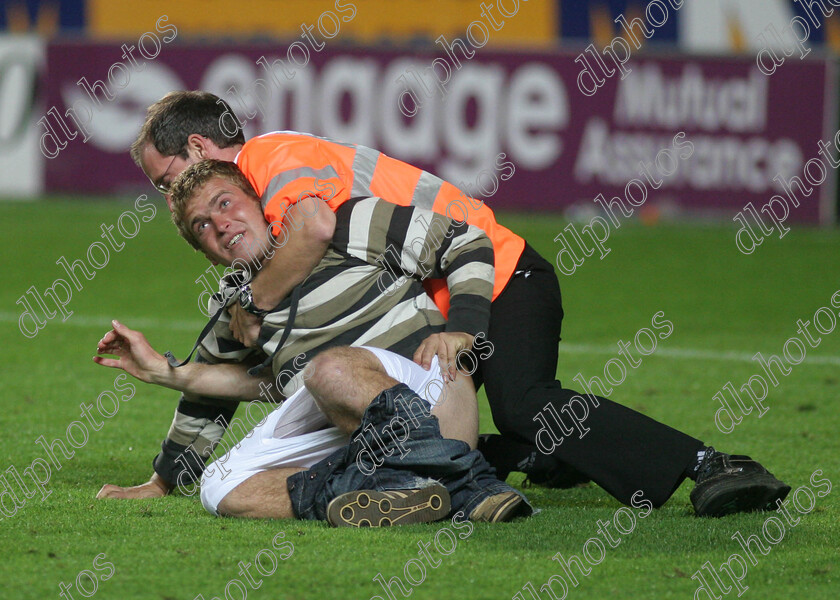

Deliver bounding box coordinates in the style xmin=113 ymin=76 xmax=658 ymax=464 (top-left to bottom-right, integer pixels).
xmin=96 ymin=473 xmax=172 ymax=499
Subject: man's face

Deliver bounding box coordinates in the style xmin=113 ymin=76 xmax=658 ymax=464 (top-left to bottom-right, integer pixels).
xmin=183 ymin=177 xmax=271 ymax=267
xmin=140 ymin=138 xmax=239 ymax=207
xmin=140 ymin=144 xmax=194 ymax=198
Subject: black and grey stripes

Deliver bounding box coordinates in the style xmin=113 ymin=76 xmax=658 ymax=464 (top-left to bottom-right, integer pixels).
xmin=200 ymin=196 xmax=494 ymax=397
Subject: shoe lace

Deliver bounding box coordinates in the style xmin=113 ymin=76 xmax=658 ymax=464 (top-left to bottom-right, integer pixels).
xmin=696 ymin=447 xmax=721 ymax=480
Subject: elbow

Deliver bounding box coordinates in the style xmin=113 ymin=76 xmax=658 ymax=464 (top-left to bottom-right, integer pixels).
xmin=306 ymin=200 xmax=336 ymax=244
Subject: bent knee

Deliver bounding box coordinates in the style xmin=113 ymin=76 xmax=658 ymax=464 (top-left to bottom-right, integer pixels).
xmin=215 ymin=468 xmax=302 ymax=519
xmin=305 ymin=347 xmax=380 ymax=395
xmin=216 ymin=490 xmax=241 ymax=517
xmin=213 ymin=477 xmax=254 ymax=517
xmin=304 ymin=348 xmax=349 ymax=392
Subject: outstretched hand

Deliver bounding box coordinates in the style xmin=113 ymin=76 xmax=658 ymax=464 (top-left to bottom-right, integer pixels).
xmin=93 ymin=320 xmax=167 ymax=383
xmin=413 ymin=332 xmax=475 ymax=382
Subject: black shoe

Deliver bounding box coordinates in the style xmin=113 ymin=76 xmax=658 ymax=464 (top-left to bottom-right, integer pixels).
xmin=326 ymin=485 xmax=450 ymax=527
xmin=690 ymin=448 xmax=790 ymax=517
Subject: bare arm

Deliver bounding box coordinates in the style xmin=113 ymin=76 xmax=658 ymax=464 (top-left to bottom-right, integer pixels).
xmin=93 ymin=321 xmax=262 ymax=500
xmin=94 ymin=320 xmax=272 ymax=400
xmin=229 ymin=197 xmax=336 ymax=345
xmin=252 ymin=196 xmax=336 ymax=308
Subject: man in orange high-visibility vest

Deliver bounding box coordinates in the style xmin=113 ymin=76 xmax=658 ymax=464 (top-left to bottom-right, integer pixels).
xmin=110 ymin=91 xmax=790 ymax=521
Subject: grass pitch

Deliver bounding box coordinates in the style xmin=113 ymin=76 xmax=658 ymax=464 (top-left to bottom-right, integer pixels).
xmin=1 ymin=197 xmax=838 ymax=599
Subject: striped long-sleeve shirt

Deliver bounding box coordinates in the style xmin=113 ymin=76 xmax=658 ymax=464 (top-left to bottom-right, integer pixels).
xmin=201 ymin=196 xmax=494 ymax=396
xmin=153 ymin=196 xmax=493 ymax=484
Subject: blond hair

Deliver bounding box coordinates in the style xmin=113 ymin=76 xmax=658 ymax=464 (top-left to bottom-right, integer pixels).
xmin=169 ymin=159 xmax=258 ymax=251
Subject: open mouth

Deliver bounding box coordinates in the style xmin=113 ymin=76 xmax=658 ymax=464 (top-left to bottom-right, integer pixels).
xmin=226 ymin=233 xmax=244 ymax=249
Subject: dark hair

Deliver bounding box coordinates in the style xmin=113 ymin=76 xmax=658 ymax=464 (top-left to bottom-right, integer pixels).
xmin=169 ymin=159 xmax=259 ymax=251
xmin=130 ymin=91 xmax=245 ymax=166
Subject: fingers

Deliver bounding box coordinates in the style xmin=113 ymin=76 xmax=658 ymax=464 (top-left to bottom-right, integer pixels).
xmin=446 ymin=333 xmax=474 ymax=380
xmin=92 ymin=356 xmax=121 ymax=369
xmin=419 ymin=338 xmax=439 ymax=371
xmin=96 ymin=484 xmax=123 ymax=499
xmin=242 ymin=323 xmax=260 ymax=348
xmin=97 ymin=329 xmax=122 ymax=353
xmin=441 ymin=338 xmax=467 ymax=382
xmin=412 ymin=342 xmax=426 ymax=366
xmin=436 ymin=339 xmax=452 ymax=382
xmin=99 ymin=329 xmax=120 ymax=345
xmin=446 ymin=339 xmax=460 ymax=382
xmin=230 ymin=317 xmax=242 ymax=344
xmin=96 ymin=336 xmax=128 ymax=360
xmin=96 ymin=483 xmax=165 ymax=499
xmin=96 ymin=341 xmax=114 ymax=355
xmin=98 ymin=320 xmax=145 ymax=354
xmin=413 ymin=333 xmax=476 ymax=379
xmin=413 ymin=334 xmax=452 ymax=375
xmin=229 ymin=305 xmax=246 ymax=345
xmin=230 ymin=316 xmax=251 ymax=347
xmin=110 ymin=319 xmax=133 ymax=341
xmin=112 ymin=320 xmax=151 ymax=347
xmin=228 ymin=306 xmax=261 ymax=348
xmin=96 ymin=486 xmax=139 ymax=499
xmin=96 ymin=341 xmax=122 ymax=356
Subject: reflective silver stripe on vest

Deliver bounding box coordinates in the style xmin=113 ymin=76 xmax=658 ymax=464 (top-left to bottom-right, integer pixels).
xmin=350 ymin=145 xmax=381 ymax=196
xmin=410 ymin=170 xmax=444 ymax=210
xmin=261 ymin=165 xmax=341 ymax=208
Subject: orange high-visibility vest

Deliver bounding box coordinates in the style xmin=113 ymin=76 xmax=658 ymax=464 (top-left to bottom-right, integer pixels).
xmin=237 ymin=131 xmax=525 ymax=316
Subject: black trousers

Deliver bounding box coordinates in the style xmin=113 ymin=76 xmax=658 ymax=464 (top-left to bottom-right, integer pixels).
xmin=473 ymin=244 xmax=704 ymax=507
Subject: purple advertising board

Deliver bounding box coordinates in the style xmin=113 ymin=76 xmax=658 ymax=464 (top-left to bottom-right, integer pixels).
xmin=42 ymin=41 xmax=836 ymax=223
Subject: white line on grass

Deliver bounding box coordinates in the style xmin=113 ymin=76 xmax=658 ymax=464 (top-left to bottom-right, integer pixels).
xmin=0 ymin=311 xmax=204 ymax=333
xmin=558 ymin=343 xmax=840 ymax=366
xmin=3 ymin=311 xmax=839 ymax=366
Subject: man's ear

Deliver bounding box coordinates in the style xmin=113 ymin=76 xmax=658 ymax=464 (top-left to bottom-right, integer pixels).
xmin=186 ymin=134 xmax=212 ymax=159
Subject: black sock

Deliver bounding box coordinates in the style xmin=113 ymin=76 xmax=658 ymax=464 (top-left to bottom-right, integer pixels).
xmin=684 ymin=447 xmax=714 ymax=481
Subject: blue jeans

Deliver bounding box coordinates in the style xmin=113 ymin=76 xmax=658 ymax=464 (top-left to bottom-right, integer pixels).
xmin=287 ymin=383 xmax=532 ymax=521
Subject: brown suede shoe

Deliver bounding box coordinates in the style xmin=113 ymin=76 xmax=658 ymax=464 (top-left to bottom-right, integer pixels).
xmin=469 ymin=491 xmax=531 ymax=523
